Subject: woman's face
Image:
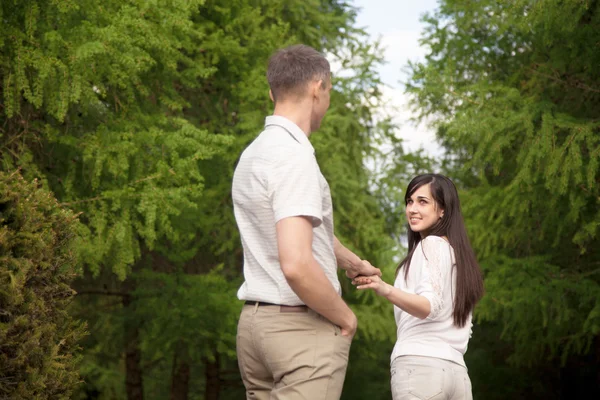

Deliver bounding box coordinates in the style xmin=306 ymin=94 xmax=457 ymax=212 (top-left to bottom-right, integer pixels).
xmin=406 ymin=183 xmax=444 ymax=237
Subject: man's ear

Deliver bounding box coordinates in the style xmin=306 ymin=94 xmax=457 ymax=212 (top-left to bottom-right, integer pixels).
xmin=313 ymin=80 xmax=324 ymax=98
xmin=269 ymin=89 xmax=275 ymax=103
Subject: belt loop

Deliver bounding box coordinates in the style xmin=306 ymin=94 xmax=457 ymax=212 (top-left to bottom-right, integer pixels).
xmin=252 ymin=301 xmax=259 ymax=315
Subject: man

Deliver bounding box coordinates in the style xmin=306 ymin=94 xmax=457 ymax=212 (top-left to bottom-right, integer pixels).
xmin=232 ymin=44 xmax=380 ymax=400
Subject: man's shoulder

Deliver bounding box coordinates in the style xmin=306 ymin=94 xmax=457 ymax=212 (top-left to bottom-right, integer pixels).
xmin=244 ymin=128 xmax=314 ymax=163
xmin=259 ymin=125 xmax=306 ymax=148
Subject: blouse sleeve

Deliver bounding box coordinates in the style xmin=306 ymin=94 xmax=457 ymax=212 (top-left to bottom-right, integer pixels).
xmin=414 ymin=237 xmax=452 ymax=320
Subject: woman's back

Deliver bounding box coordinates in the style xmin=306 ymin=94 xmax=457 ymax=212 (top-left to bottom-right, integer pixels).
xmin=391 ymin=235 xmax=472 ymax=367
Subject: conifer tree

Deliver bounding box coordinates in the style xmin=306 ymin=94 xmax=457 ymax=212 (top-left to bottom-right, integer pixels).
xmin=0 ymin=171 xmax=86 ymax=399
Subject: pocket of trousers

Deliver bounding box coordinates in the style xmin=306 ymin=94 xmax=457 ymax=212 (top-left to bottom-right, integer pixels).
xmin=262 ymin=330 xmax=317 ymax=384
xmin=332 ymin=323 xmax=353 ymax=342
xmin=408 ymin=366 xmax=445 ymax=400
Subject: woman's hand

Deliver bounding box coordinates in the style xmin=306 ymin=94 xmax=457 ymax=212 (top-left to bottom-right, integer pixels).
xmin=352 ymin=275 xmax=392 ymax=297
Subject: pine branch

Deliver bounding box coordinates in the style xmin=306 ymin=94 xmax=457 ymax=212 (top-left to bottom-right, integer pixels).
xmin=76 ymin=290 xmax=128 ymax=297
xmin=59 ymin=196 xmax=103 ymax=207
xmin=527 ymin=65 xmax=600 ymax=94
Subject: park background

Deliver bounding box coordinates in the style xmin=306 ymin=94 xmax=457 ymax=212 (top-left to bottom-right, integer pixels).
xmin=1 ymin=0 xmax=599 ymax=399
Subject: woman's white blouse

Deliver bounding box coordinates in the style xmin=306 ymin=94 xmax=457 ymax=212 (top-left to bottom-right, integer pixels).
xmin=391 ymin=235 xmax=473 ymax=368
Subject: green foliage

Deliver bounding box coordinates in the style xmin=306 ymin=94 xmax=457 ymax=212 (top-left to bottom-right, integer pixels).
xmin=477 ymin=255 xmax=600 ymax=365
xmin=135 ymin=268 xmax=240 ymax=364
xmin=75 ymin=267 xmax=241 ymax=399
xmin=0 ymin=171 xmax=86 ymax=399
xmin=342 ymin=334 xmax=393 ymax=400
xmin=135 ymin=268 xmax=241 ymax=399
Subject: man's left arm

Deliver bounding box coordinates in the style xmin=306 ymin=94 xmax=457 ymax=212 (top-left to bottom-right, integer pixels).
xmin=334 ymin=236 xmax=381 ymax=278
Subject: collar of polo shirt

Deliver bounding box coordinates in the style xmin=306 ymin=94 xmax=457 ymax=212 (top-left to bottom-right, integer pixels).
xmin=265 ymin=115 xmax=315 ymax=154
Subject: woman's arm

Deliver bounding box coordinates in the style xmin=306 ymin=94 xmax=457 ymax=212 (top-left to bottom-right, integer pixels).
xmin=354 ymin=237 xmax=451 ymax=319
xmin=353 ymin=275 xmax=431 ymax=319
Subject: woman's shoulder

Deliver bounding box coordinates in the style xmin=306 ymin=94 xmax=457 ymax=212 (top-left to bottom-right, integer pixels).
xmin=420 ymin=235 xmax=451 ymax=248
xmin=417 ymin=235 xmax=454 ymax=261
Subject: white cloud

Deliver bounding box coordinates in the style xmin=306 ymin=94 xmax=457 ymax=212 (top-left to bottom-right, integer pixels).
xmin=380 ymin=29 xmax=426 ymax=66
xmin=379 ymin=85 xmax=443 ymax=157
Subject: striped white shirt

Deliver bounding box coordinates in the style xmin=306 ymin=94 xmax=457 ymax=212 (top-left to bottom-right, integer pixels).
xmin=232 ymin=115 xmax=340 ymax=306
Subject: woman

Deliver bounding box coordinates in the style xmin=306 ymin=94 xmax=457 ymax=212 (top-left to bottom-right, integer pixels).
xmin=354 ymin=174 xmax=484 ymax=400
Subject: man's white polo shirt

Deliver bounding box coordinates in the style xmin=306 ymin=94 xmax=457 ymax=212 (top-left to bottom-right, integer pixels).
xmin=232 ymin=115 xmax=340 ymax=306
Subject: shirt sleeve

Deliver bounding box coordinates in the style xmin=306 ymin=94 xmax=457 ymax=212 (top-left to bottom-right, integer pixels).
xmin=414 ymin=237 xmax=452 ymax=320
xmin=268 ymin=149 xmax=323 ymax=227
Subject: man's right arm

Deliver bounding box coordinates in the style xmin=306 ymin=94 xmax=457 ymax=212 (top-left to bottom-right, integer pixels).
xmin=276 ymin=216 xmax=357 ymax=337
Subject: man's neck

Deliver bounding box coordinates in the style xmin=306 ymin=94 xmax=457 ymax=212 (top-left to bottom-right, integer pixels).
xmin=272 ymin=101 xmax=312 ymax=137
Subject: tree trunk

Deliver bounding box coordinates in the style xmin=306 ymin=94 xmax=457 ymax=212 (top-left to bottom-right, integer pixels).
xmin=204 ymin=352 xmax=220 ymax=400
xmin=123 ymin=280 xmax=144 ymax=400
xmin=170 ymin=348 xmax=191 ymax=400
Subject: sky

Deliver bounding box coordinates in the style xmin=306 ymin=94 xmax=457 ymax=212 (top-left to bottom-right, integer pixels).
xmin=350 ymin=0 xmax=442 ymax=157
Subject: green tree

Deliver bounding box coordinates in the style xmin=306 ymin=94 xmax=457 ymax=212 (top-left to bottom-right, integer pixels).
xmin=2 ymin=0 xmax=230 ymax=398
xmin=407 ymin=0 xmax=600 ymax=397
xmin=0 ymin=171 xmax=86 ymax=399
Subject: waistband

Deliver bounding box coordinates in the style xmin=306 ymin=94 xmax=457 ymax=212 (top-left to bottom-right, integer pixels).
xmin=244 ymin=300 xmax=308 ymax=313
xmin=392 ymin=355 xmax=467 ymax=372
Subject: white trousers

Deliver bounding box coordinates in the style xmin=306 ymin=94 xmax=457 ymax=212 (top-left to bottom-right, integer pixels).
xmin=391 ymin=356 xmax=473 ymax=400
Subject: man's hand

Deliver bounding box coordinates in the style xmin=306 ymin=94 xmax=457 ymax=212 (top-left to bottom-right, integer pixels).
xmin=345 ymin=259 xmax=382 ymax=279
xmin=339 ymin=311 xmax=358 ymax=338
xmin=334 ymin=237 xmax=381 ymax=279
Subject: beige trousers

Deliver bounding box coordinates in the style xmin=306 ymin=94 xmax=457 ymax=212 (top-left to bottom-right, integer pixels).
xmin=236 ymin=302 xmax=352 ymax=400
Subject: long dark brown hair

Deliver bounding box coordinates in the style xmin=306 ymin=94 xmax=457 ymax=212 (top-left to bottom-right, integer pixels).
xmin=397 ymin=174 xmax=484 ymax=327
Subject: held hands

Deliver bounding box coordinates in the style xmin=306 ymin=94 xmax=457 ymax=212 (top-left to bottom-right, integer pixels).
xmin=345 ymin=259 xmax=382 ymax=279
xmin=339 ymin=259 xmax=382 ymax=337
xmin=352 ymin=274 xmax=392 ymax=297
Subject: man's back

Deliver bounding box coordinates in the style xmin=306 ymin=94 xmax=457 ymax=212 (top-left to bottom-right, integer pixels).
xmin=232 ymin=116 xmax=339 ymax=306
